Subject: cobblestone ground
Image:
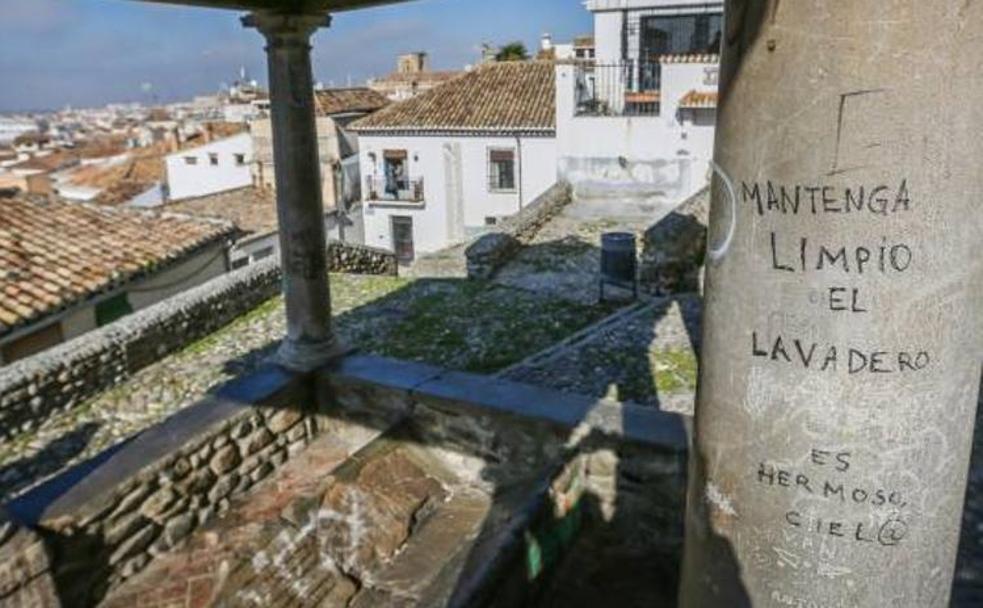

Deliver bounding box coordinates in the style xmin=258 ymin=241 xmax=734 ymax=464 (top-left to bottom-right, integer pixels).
xmin=402 ymin=241 xmax=468 ymax=279
xmin=502 ymin=294 xmax=700 ymax=415
xmin=0 ymin=273 xmax=615 ymax=501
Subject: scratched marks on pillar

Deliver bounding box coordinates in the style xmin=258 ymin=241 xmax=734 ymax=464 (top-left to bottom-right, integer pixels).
xmin=738 ymin=177 xmax=932 ymax=374
xmin=756 ymin=449 xmax=909 ymax=548
xmin=285 ymin=228 xmax=327 ymax=280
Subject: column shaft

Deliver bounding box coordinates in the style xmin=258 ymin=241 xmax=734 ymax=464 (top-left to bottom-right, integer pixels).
xmin=245 ymin=12 xmax=340 ymax=370
xmin=680 ymin=1 xmax=983 ymax=606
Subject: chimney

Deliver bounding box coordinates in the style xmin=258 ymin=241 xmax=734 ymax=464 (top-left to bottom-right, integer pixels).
xmin=541 ymin=32 xmax=553 ymax=52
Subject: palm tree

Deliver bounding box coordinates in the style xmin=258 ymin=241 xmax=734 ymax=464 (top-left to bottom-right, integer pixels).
xmin=495 ymin=42 xmax=529 ymax=62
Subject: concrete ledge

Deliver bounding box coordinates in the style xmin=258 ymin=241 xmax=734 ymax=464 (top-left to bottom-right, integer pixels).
xmin=326 ymin=354 xmax=688 ymax=452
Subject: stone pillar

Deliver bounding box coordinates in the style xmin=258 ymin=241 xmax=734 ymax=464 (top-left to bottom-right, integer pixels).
xmin=244 ymin=11 xmax=342 ymax=371
xmin=680 ymin=2 xmax=982 ymax=607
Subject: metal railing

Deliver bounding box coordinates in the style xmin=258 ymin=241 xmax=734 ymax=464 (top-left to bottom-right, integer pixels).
xmin=574 ymin=61 xmax=661 ymax=117
xmin=365 ymin=176 xmax=424 ymax=203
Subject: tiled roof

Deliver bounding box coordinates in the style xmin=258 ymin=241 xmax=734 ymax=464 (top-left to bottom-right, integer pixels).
xmin=370 ymin=71 xmax=460 ymax=86
xmin=626 ymin=91 xmax=660 ymax=104
xmin=314 ymin=88 xmax=389 ymax=116
xmin=660 ymin=53 xmax=720 ymax=64
xmin=9 ymin=151 xmax=79 ymax=174
xmin=0 ymin=196 xmax=234 ymax=337
xmin=678 ymin=90 xmax=718 ymax=109
xmin=573 ymin=35 xmax=595 ymax=48
xmin=351 ymin=61 xmax=555 ymax=133
xmin=164 ymin=186 xmax=277 ymax=235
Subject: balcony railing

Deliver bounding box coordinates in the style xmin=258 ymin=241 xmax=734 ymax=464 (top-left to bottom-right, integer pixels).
xmin=365 ymin=176 xmax=424 ymax=203
xmin=574 ymin=61 xmax=661 ymax=117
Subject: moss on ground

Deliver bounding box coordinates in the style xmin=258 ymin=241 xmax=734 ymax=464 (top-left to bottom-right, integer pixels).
xmin=339 ymin=277 xmax=617 ymax=373
xmin=175 ymin=273 xmax=618 ymax=376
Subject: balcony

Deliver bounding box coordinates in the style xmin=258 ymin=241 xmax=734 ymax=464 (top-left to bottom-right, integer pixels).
xmin=365 ymin=175 xmax=424 ymax=203
xmin=574 ymin=61 xmax=661 ymax=117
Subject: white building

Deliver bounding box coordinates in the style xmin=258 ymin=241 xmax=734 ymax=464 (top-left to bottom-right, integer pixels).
xmin=165 ymin=132 xmax=254 ymax=200
xmin=0 ymin=117 xmax=37 ymax=146
xmin=555 ymin=0 xmax=722 ymax=203
xmin=350 ymin=61 xmax=557 ymax=262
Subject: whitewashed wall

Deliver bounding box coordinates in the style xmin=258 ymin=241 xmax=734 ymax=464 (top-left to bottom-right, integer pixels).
xmin=554 ymin=62 xmax=716 ymax=201
xmin=165 ymin=133 xmax=254 ymax=200
xmin=358 ymin=133 xmax=557 ymax=257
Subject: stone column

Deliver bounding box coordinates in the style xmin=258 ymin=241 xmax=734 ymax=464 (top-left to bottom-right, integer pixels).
xmin=680 ymin=2 xmax=982 ymax=606
xmin=244 ymin=11 xmax=342 ymax=371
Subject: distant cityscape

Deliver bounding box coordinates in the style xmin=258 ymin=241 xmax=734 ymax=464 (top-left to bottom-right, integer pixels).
xmin=0 ymin=0 xmax=722 ymax=367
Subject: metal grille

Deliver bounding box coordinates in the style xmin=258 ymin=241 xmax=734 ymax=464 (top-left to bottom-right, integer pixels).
xmin=574 ymin=62 xmax=661 ymax=117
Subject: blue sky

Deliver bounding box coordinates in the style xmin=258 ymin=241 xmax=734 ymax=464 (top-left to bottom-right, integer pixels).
xmin=0 ymin=0 xmax=592 ymax=112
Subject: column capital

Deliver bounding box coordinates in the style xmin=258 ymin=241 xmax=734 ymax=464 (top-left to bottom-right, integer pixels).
xmin=241 ymin=11 xmax=331 ymax=45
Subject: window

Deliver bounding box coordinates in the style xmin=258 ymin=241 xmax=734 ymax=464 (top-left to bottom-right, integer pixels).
xmin=383 ymin=150 xmax=408 ymax=195
xmin=231 ymin=257 xmax=249 ymax=270
xmin=639 ymin=14 xmax=723 ymax=61
xmin=485 ymin=216 xmax=498 ymax=226
xmin=234 ymin=153 xmax=246 ymax=166
xmin=95 ymin=293 xmax=133 ymax=327
xmin=209 ymin=153 xmax=219 ymax=166
xmin=184 ymin=156 xmax=197 ymax=165
xmin=488 ymin=148 xmax=516 ymax=192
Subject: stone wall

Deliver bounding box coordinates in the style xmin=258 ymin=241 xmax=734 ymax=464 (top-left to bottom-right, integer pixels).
xmin=3 ymin=367 xmax=318 ymax=605
xmin=0 ymin=242 xmax=396 ymax=443
xmin=639 ymin=186 xmax=710 ymax=295
xmin=2 ymin=354 xmax=689 ymax=607
xmin=0 ymin=509 xmax=61 ymax=607
xmin=466 ymin=182 xmax=572 ymax=280
xmin=326 ymin=240 xmax=398 ymax=276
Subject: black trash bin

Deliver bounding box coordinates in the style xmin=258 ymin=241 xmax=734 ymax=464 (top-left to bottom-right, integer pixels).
xmin=599 ymin=232 xmax=637 ymax=301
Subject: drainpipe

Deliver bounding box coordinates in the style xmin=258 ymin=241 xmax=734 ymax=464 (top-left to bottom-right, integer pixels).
xmin=679 ymin=1 xmax=982 ymax=606
xmin=244 ymin=11 xmax=342 ymax=371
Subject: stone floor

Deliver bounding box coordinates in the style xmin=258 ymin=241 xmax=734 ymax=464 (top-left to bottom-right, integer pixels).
xmin=0 ymin=274 xmax=615 ymax=501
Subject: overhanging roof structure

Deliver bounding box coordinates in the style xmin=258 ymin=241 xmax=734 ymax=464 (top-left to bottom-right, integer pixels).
xmin=133 ymin=0 xmax=412 ymax=12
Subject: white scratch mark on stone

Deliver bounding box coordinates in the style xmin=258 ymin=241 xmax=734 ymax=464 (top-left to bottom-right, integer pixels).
xmin=708 ymin=160 xmax=737 ymax=262
xmin=705 ymin=482 xmax=738 ymax=516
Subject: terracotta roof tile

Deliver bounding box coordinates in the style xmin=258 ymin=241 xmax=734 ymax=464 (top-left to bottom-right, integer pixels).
xmin=660 ymin=53 xmax=720 ymax=64
xmin=0 ymin=196 xmax=234 ymax=337
xmin=314 ymin=88 xmax=389 ymax=116
xmin=351 ymin=61 xmax=555 ymax=133
xmin=678 ymin=90 xmax=718 ymax=109
xmin=164 ymin=186 xmax=277 ymax=235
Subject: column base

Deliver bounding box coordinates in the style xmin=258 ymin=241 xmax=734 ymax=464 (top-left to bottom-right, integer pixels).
xmin=273 ymin=337 xmax=348 ymax=372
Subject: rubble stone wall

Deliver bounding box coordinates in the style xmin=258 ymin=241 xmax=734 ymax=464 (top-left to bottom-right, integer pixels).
xmin=0 ymin=510 xmax=61 ymax=608
xmin=5 ymin=369 xmax=319 ymax=605
xmin=639 ymin=186 xmax=710 ymax=295
xmin=466 ymin=182 xmax=572 ymax=280
xmin=0 ymin=242 xmax=396 ymax=443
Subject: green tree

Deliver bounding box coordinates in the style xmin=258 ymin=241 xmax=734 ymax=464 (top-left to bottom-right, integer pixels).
xmin=495 ymin=42 xmax=529 ymax=61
